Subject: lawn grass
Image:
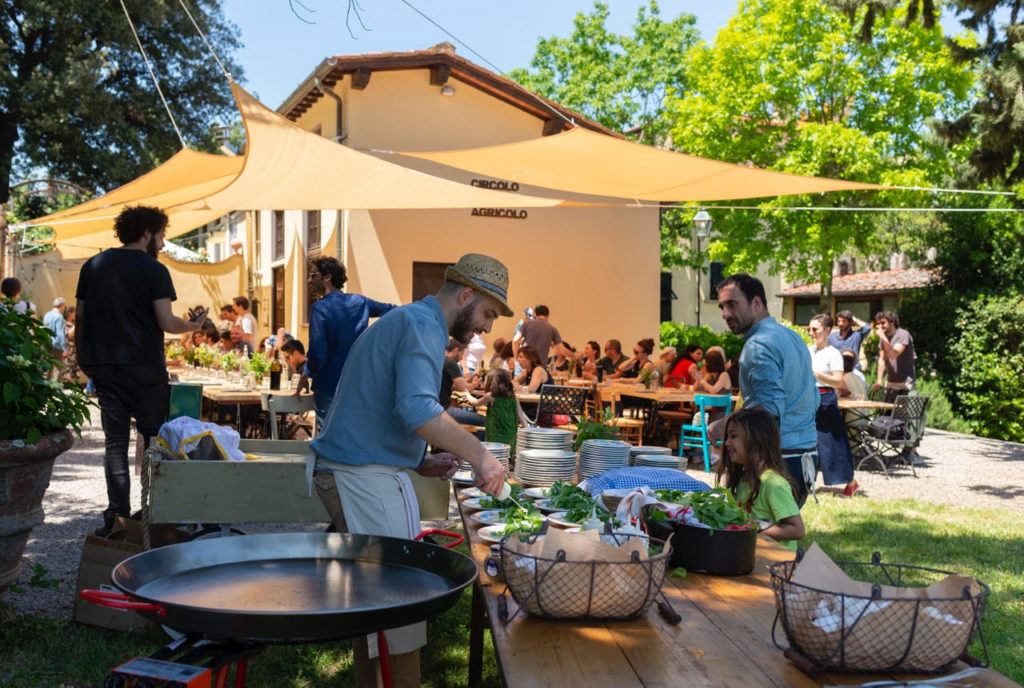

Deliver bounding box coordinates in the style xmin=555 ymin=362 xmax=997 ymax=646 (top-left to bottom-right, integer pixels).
xmin=1 ymin=498 xmax=1020 ymax=686
xmin=797 ymin=494 xmax=1024 ymax=683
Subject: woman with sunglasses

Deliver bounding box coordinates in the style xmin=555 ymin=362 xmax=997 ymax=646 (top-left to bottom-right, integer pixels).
xmin=617 ymin=338 xmax=655 ymax=378
xmin=808 ymin=313 xmax=857 ymax=497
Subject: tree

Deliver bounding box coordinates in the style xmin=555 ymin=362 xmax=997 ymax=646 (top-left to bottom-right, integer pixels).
xmin=509 ymin=1 xmax=699 ymax=145
xmin=0 ymin=0 xmax=243 ymax=203
xmin=667 ymin=0 xmax=976 ymax=310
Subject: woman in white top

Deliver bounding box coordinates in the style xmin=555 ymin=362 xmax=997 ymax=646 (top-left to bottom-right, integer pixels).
xmin=808 ymin=314 xmax=857 ymax=497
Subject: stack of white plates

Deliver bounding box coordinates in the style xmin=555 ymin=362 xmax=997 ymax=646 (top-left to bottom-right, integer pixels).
xmin=516 ymin=427 xmax=574 ymax=453
xmin=634 ymin=453 xmax=686 ymax=470
xmin=578 ymin=439 xmax=631 ymax=480
xmin=627 ymin=445 xmax=672 ymax=467
xmin=514 ymin=449 xmax=577 ymax=486
xmin=457 ymin=441 xmax=511 ymax=477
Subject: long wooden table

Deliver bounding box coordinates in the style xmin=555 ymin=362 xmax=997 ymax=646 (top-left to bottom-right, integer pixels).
xmin=457 ymin=491 xmax=1019 ymax=687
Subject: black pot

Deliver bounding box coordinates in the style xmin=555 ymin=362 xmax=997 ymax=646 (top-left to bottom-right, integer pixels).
xmin=646 ymin=517 xmax=756 ymax=576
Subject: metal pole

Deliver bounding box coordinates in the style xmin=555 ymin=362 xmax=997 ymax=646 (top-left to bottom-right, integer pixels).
xmin=695 ymin=234 xmax=701 ymax=328
xmin=0 ymin=203 xmax=7 ymax=280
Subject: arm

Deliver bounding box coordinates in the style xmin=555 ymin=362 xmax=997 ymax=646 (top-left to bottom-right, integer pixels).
xmin=153 ymin=299 xmax=201 ymax=334
xmin=739 ymin=341 xmax=787 ymax=419
xmin=368 ymin=298 xmax=398 ymax=318
xmin=413 ymin=413 xmax=505 ymax=494
xmin=465 ymin=392 xmax=492 ymax=408
xmin=515 ymin=399 xmax=532 ymax=428
xmin=763 ymin=514 xmax=805 ymax=542
xmin=813 ymin=369 xmax=844 ymax=388
xmin=876 ymin=327 xmax=907 ymax=362
xmin=451 ymin=375 xmax=475 ymax=394
xmin=74 ymin=299 xmax=87 ymax=370
xmin=305 ymin=304 xmax=327 ymax=377
xmin=527 ymin=366 xmax=546 ymax=393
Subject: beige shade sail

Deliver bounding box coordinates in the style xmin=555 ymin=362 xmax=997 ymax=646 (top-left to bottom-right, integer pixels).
xmin=402 ymin=127 xmax=883 ymax=201
xmin=30 ymin=149 xmax=243 ymax=242
xmin=173 ymin=83 xmax=563 ymax=212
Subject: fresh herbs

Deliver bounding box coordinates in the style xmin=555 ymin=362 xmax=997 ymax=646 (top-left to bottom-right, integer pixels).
xmin=653 ymin=488 xmax=753 ymax=530
xmin=546 ymin=481 xmax=621 ymax=526
xmin=497 ymin=511 xmax=545 ymax=536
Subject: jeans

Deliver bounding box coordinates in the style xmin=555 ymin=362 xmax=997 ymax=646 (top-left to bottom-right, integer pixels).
xmin=446 ymin=406 xmax=486 ymax=426
xmin=781 ymin=447 xmax=819 ymax=508
xmin=90 ymin=365 xmax=169 ymax=524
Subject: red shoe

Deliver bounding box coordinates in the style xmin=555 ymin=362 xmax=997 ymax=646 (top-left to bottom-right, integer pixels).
xmin=841 ymin=480 xmax=859 ymax=497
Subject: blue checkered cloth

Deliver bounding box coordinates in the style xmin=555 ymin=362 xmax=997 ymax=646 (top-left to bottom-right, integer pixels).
xmin=583 ymin=467 xmax=711 ymax=496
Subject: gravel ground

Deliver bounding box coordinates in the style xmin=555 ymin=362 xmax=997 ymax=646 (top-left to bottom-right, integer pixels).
xmin=5 ymin=407 xmax=1023 ymax=620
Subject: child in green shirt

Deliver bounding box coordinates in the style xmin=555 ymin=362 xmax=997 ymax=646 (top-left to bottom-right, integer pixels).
xmin=717 ymin=407 xmax=806 ymax=549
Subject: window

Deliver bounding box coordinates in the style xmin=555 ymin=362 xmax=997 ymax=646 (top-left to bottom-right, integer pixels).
xmin=273 ymin=210 xmax=284 ymax=261
xmin=306 ymin=210 xmax=321 ymax=250
xmin=708 ymin=261 xmax=725 ymax=300
xmin=660 ymin=272 xmax=676 ymax=323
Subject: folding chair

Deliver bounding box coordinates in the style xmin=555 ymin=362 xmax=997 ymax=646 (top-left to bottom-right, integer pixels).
xmin=679 ymin=394 xmax=733 ymax=473
xmin=530 ymin=384 xmax=589 ymax=429
xmin=856 ymin=395 xmax=930 ymax=477
xmin=263 ymin=393 xmax=317 ymax=440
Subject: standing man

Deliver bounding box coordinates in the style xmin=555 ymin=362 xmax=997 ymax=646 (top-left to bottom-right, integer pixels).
xmin=717 ymin=273 xmax=819 ymax=506
xmin=873 ymin=310 xmax=916 ymax=402
xmin=305 ymin=256 xmax=396 ymax=424
xmin=829 ymin=310 xmax=872 ymax=369
xmin=514 ymin=304 xmax=570 ymax=367
xmin=75 ymin=206 xmax=205 ymax=537
xmin=310 ymin=253 xmax=509 ymax=687
xmin=43 ymin=297 xmax=68 ymax=380
xmin=232 ymin=296 xmax=257 ymax=348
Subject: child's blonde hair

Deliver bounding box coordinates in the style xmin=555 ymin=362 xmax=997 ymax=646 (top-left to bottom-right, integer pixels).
xmin=715 ymin=407 xmax=797 ymax=505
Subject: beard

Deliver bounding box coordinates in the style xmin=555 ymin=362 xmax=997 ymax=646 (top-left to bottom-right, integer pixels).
xmin=449 ymin=298 xmax=479 ymax=345
xmin=145 ymin=234 xmax=160 ymax=258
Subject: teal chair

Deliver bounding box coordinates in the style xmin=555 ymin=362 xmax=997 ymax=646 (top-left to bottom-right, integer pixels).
xmin=167 ymin=382 xmax=203 ymax=421
xmin=679 ymin=394 xmax=734 ymax=473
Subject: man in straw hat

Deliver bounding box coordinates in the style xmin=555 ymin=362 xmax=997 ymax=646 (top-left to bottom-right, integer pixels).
xmin=310 ymin=253 xmax=511 ymax=687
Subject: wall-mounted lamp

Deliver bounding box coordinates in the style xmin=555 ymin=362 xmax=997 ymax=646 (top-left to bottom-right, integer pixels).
xmin=440 ymin=85 xmax=456 ymax=97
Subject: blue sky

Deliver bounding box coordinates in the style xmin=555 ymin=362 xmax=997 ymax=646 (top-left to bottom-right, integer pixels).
xmin=221 ymin=1 xmax=739 ymax=108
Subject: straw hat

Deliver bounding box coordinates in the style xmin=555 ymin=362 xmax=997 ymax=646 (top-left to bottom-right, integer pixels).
xmin=444 ymin=253 xmax=513 ymax=317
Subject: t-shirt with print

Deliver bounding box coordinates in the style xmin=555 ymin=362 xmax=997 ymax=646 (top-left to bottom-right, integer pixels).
xmin=736 ymin=469 xmax=801 ymax=550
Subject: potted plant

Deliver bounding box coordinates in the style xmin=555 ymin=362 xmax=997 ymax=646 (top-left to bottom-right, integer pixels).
xmin=0 ymin=298 xmax=92 ymax=594
xmin=638 ymin=367 xmax=656 ymax=389
xmin=247 ymin=352 xmax=271 ymax=385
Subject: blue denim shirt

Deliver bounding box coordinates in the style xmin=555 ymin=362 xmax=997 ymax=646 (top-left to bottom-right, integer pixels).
xmin=311 ymin=295 xmax=447 ymax=469
xmin=739 ymin=317 xmax=818 ymax=450
xmin=305 ymin=291 xmax=396 ymax=399
xmin=43 ymin=308 xmax=67 ymax=352
xmin=828 ymin=323 xmax=871 ymax=369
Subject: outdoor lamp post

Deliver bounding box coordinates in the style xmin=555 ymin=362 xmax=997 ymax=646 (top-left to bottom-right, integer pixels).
xmin=693 ymin=210 xmax=713 ymax=327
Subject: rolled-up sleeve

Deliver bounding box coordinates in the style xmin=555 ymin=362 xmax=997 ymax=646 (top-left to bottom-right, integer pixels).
xmin=393 ymin=323 xmax=445 ymax=432
xmin=741 ymin=339 xmax=786 ymax=419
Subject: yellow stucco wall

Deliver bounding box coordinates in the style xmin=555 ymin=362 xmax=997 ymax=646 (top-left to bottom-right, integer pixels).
xmin=270 ymin=64 xmax=662 ymax=355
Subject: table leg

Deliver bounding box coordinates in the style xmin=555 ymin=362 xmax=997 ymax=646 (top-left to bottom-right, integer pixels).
xmin=469 ymin=581 xmax=484 ymax=685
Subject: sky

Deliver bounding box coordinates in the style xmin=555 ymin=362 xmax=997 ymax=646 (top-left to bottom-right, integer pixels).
xmin=220 ymin=0 xmax=739 ymax=109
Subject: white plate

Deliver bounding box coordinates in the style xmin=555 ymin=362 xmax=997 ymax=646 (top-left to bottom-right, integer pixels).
xmin=477 ymin=525 xmax=511 ymax=543
xmin=459 ymin=486 xmax=485 ymax=498
xmin=546 ymin=512 xmax=580 ymax=528
xmin=521 ymin=487 xmax=550 ymax=499
xmin=469 ymin=510 xmax=506 ymax=526
xmin=462 ymin=497 xmax=490 ymax=511
xmin=451 ymin=470 xmax=475 ymax=485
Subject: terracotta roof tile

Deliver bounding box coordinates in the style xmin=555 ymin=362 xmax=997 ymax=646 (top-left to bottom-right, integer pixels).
xmin=779 ymin=267 xmax=938 ymax=297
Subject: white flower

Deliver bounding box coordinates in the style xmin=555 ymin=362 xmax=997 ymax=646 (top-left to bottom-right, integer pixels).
xmin=7 ymin=354 xmax=30 ymax=368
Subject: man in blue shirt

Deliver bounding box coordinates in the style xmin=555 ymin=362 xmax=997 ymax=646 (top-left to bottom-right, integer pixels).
xmin=828 ymin=309 xmax=872 ymax=370
xmin=310 ymin=253 xmax=510 ymax=687
xmin=305 ymin=256 xmax=396 ymax=423
xmin=717 ymin=273 xmax=819 ymax=505
xmin=43 ymin=297 xmax=68 ymax=380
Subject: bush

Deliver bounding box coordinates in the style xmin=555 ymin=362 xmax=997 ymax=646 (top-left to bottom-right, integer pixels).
xmin=659 ymin=322 xmax=744 ymax=360
xmin=947 ymin=292 xmax=1024 ymax=442
xmin=914 ymin=376 xmax=971 ymax=434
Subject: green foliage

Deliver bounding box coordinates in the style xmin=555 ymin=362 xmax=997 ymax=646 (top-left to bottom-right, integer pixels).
xmin=666 ymin=0 xmax=976 ymax=306
xmin=509 ymin=1 xmax=699 ymax=143
xmin=947 ymin=292 xmax=1024 ymax=442
xmin=572 ymin=410 xmax=619 ymax=451
xmin=913 ymin=376 xmax=972 ymax=434
xmin=7 ymin=185 xmax=93 ymax=254
xmin=0 ymin=298 xmax=92 ymax=442
xmin=0 ymin=0 xmax=243 ymax=201
xmin=659 ymin=321 xmax=744 ymax=360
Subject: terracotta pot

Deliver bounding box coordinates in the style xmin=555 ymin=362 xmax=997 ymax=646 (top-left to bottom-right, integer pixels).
xmin=0 ymin=429 xmax=75 ymax=594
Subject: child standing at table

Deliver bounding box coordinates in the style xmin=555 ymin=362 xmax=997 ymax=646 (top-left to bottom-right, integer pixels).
xmin=467 ymin=367 xmax=532 ymax=453
xmin=716 ymin=407 xmax=806 ymax=549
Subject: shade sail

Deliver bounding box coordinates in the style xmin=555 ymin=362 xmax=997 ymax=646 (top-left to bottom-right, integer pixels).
xmin=32 ymin=149 xmax=243 ymax=242
xmin=174 ymin=83 xmax=562 ymax=212
xmin=403 ymin=127 xmax=883 ymax=201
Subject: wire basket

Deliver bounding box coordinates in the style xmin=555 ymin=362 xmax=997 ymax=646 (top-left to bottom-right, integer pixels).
xmin=498 ymin=532 xmax=673 ymax=622
xmin=770 ymin=552 xmax=990 ymax=675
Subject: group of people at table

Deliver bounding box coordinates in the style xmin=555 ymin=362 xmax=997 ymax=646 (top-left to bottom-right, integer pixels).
xmin=68 ymin=201 xmax=922 ymax=688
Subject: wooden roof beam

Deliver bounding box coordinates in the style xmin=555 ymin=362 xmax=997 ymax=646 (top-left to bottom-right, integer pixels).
xmin=351 ymin=67 xmax=372 ymax=90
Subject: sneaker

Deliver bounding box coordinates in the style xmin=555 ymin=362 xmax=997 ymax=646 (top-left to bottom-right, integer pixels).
xmin=841 ymin=480 xmax=859 ymax=498
xmin=907 ymin=451 xmax=925 ymax=467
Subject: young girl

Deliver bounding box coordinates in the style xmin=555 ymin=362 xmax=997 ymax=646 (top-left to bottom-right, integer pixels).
xmin=467 ymin=367 xmax=532 ymax=452
xmin=716 ymin=407 xmax=806 ymax=549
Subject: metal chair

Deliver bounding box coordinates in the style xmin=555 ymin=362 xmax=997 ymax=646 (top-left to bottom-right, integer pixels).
xmin=263 ymin=393 xmax=317 ymax=440
xmin=679 ymin=394 xmax=733 ymax=473
xmin=856 ymin=395 xmax=930 ymax=476
xmin=530 ymin=384 xmax=589 ymax=428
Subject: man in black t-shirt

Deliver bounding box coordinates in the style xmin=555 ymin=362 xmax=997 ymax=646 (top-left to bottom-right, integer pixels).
xmin=76 ymin=206 xmax=205 ymax=537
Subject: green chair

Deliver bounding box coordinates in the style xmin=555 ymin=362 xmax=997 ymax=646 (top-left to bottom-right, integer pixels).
xmin=679 ymin=394 xmax=733 ymax=473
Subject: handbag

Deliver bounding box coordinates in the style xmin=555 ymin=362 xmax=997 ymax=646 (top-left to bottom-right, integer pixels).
xmin=868 ymin=416 xmax=907 ymax=440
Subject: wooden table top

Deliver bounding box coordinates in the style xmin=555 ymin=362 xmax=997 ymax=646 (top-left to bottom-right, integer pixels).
xmin=457 ymin=492 xmax=1019 ymax=687
xmin=837 ymin=398 xmax=895 ymax=410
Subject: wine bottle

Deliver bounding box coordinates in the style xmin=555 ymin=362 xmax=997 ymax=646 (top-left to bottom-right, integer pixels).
xmin=270 ymin=350 xmax=283 ymax=390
